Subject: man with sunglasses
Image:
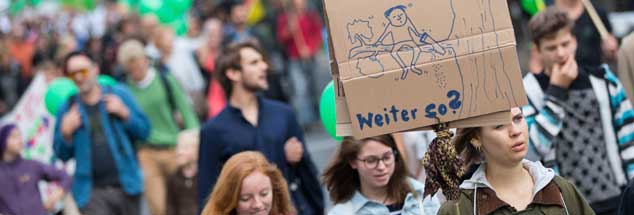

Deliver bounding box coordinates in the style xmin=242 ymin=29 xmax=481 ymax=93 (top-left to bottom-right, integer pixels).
xmin=53 ymin=51 xmax=150 ymax=215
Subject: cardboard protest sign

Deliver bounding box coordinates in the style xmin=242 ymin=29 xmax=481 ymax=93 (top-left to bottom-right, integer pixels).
xmin=324 ymin=0 xmax=528 ymax=138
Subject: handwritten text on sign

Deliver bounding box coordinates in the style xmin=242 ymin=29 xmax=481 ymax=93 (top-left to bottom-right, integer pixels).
xmin=355 ymin=90 xmax=462 ymax=130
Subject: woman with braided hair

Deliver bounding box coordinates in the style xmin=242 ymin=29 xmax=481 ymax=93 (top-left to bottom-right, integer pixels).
xmin=323 ymin=134 xmax=440 ymax=214
xmin=436 ymin=107 xmax=594 ymax=214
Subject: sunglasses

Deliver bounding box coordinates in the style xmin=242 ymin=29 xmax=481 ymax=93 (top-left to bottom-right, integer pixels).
xmin=66 ymin=68 xmax=90 ymax=80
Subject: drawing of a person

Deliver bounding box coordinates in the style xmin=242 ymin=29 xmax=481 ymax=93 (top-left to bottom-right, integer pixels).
xmin=374 ymin=5 xmax=447 ymax=79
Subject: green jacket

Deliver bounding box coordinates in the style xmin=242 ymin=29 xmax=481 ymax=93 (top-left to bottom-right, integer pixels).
xmin=438 ymin=160 xmax=595 ymax=215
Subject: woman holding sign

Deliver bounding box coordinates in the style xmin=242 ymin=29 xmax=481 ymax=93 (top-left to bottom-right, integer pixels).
xmin=437 ymin=108 xmax=594 ymax=214
xmin=323 ymin=134 xmax=440 ymax=214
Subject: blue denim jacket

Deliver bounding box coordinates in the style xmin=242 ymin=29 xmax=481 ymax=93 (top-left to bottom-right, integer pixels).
xmin=328 ymin=177 xmax=441 ymax=215
xmin=53 ymin=84 xmax=150 ymax=208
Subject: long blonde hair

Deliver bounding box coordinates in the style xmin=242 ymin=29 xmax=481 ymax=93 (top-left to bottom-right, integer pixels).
xmin=201 ymin=151 xmax=295 ymax=215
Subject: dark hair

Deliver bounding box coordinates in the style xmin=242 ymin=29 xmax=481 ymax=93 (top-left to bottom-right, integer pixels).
xmin=453 ymin=127 xmax=482 ymax=171
xmin=384 ymin=5 xmax=407 ymax=18
xmin=62 ymin=51 xmax=94 ymax=74
xmin=116 ymin=16 xmax=135 ymax=33
xmin=221 ymin=0 xmax=245 ymax=15
xmin=0 ymin=123 xmax=17 ymax=156
xmin=215 ymin=41 xmax=267 ymax=98
xmin=322 ymin=134 xmax=413 ymax=204
xmin=529 ymin=6 xmax=574 ymax=47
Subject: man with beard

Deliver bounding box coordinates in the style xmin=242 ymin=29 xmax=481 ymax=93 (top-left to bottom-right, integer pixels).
xmin=197 ymin=41 xmax=324 ymax=215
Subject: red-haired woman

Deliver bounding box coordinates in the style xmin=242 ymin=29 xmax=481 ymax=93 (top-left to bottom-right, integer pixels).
xmin=201 ymin=151 xmax=295 ymax=215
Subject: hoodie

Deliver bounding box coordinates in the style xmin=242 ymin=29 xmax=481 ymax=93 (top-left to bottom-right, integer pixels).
xmin=438 ymin=160 xmax=595 ymax=215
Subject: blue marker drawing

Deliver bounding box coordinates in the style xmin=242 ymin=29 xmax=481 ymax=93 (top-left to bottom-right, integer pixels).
xmin=355 ymin=56 xmax=385 ymax=78
xmin=346 ymin=0 xmax=524 ymax=131
xmin=345 ymin=0 xmax=465 ymax=119
xmin=348 ymin=5 xmax=448 ymax=80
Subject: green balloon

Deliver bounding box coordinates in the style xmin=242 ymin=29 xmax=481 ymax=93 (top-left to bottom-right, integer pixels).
xmin=27 ymin=0 xmax=41 ymax=6
xmin=9 ymin=0 xmax=26 ymax=16
xmin=138 ymin=0 xmax=162 ymax=14
xmin=521 ymin=0 xmax=545 ymax=16
xmin=45 ymin=78 xmax=78 ymax=115
xmin=156 ymin=5 xmax=178 ymax=23
xmin=60 ymin=0 xmax=95 ymax=11
xmin=319 ymin=81 xmax=343 ymax=142
xmin=118 ymin=0 xmax=138 ymax=8
xmin=167 ymin=0 xmax=192 ymax=15
xmin=98 ymin=75 xmax=117 ymax=86
xmin=167 ymin=16 xmax=188 ymax=36
xmin=82 ymin=0 xmax=96 ymax=10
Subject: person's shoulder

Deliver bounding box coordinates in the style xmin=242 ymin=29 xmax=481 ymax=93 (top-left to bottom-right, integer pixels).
xmin=582 ymin=65 xmax=606 ymax=77
xmin=106 ymin=83 xmax=133 ymax=96
xmin=406 ymin=177 xmax=424 ymax=191
xmin=552 ymin=175 xmax=579 ymax=196
xmin=20 ymin=159 xmax=49 ymax=171
xmin=162 ymin=71 xmax=179 ymax=83
xmin=522 ymin=72 xmax=538 ymax=82
xmin=522 ymin=72 xmax=548 ymax=91
xmin=552 ymin=175 xmax=574 ymax=187
xmin=328 ymin=201 xmax=355 ymax=215
xmin=201 ymin=110 xmax=232 ymax=131
xmin=437 ymin=190 xmax=473 ymax=215
xmin=437 ymin=200 xmax=461 ymax=215
xmin=584 ymin=65 xmax=625 ymax=87
xmin=20 ymin=159 xmax=40 ymax=167
xmin=261 ymin=98 xmax=294 ymax=113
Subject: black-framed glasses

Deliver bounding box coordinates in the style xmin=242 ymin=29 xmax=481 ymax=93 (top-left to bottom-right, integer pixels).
xmin=356 ymin=150 xmax=397 ymax=169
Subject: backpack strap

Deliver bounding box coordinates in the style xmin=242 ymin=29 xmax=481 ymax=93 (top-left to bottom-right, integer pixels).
xmin=156 ymin=65 xmax=178 ymax=115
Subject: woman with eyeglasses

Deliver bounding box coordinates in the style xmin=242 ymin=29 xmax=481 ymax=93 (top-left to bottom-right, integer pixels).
xmin=323 ymin=134 xmax=440 ymax=215
xmin=437 ymin=107 xmax=594 ymax=214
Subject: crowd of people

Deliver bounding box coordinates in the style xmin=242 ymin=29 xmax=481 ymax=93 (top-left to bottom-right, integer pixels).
xmin=2 ymin=0 xmax=634 ymax=215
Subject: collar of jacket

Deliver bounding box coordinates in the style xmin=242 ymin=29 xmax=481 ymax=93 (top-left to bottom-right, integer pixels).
xmin=349 ymin=177 xmax=423 ymax=213
xmin=459 ymin=160 xmax=564 ymax=214
xmin=471 ymin=180 xmax=565 ymax=214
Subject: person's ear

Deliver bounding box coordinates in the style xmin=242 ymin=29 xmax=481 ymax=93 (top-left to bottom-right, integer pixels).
xmin=532 ymin=42 xmax=541 ymax=54
xmin=349 ymin=160 xmax=358 ymax=170
xmin=226 ymin=68 xmax=241 ymax=82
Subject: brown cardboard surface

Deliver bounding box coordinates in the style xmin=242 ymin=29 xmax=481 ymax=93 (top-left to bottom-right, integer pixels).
xmin=324 ymin=0 xmax=528 ymax=138
xmin=336 ymin=110 xmax=511 ymax=136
